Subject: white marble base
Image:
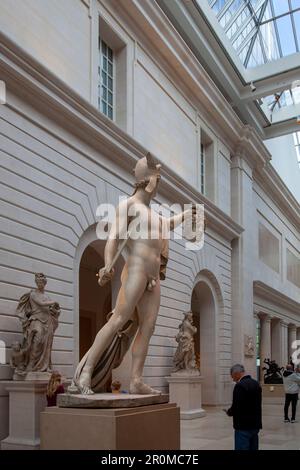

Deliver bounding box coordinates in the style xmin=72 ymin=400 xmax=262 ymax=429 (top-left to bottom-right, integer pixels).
xmin=181 ymin=409 xmax=206 ymax=419
xmin=13 ymin=371 xmax=51 ymax=381
xmin=0 ymin=381 xmax=48 ymax=450
xmin=58 ymin=392 xmax=169 ymax=408
xmin=167 ymin=372 xmax=206 ymax=420
xmin=1 ymin=437 xmax=40 ymax=450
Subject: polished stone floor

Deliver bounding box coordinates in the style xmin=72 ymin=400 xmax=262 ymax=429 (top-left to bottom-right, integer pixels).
xmin=181 ymin=403 xmax=300 ymax=450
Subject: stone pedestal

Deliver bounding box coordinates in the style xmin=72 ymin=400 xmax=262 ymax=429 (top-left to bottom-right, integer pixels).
xmin=13 ymin=371 xmax=51 ymax=381
xmin=57 ymin=392 xmax=169 ymax=408
xmin=40 ymin=402 xmax=180 ymax=450
xmin=0 ymin=381 xmax=48 ymax=450
xmin=167 ymin=373 xmax=206 ymax=419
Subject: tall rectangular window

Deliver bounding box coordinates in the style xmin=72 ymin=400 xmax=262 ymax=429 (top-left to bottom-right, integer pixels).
xmin=98 ymin=39 xmax=114 ymax=120
xmin=200 ymin=143 xmax=205 ymax=194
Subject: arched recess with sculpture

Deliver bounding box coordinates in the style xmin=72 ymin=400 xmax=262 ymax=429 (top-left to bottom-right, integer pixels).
xmin=191 ymin=269 xmax=224 ymax=405
xmin=73 ymin=223 xmax=125 ymax=391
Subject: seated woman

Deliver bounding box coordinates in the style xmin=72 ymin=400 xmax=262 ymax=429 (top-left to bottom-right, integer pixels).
xmin=46 ymin=371 xmax=65 ymax=406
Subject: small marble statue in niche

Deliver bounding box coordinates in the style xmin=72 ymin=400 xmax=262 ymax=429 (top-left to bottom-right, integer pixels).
xmin=244 ymin=334 xmax=255 ymax=357
xmin=173 ymin=311 xmax=199 ymax=373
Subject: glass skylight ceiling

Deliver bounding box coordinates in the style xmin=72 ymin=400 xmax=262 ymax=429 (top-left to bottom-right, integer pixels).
xmin=205 ymin=0 xmax=300 ymax=126
xmin=207 ymin=0 xmax=300 ymax=69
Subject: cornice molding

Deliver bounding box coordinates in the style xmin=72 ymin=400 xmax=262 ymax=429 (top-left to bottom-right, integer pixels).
xmin=0 ymin=30 xmax=243 ymax=242
xmin=234 ymin=125 xmax=271 ymax=170
xmin=254 ymin=281 xmax=300 ymax=316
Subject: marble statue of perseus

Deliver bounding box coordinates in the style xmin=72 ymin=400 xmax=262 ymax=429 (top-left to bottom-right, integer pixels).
xmin=72 ymin=153 xmax=197 ymax=395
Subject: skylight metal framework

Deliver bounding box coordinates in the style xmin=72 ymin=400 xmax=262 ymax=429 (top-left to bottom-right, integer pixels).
xmin=208 ymin=0 xmax=300 ymax=69
xmin=258 ymin=83 xmax=300 ymax=121
xmin=158 ymin=0 xmax=300 ymax=137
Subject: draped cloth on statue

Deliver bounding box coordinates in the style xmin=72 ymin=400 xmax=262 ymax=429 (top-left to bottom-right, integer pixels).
xmin=74 ymin=310 xmax=139 ymax=392
xmin=73 ymin=239 xmax=169 ymax=393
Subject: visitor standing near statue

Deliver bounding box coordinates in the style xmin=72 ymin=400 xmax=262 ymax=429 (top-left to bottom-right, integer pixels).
xmin=225 ymin=364 xmax=262 ymax=450
xmin=71 ymin=153 xmax=202 ymax=395
xmin=282 ymin=364 xmax=300 ymax=423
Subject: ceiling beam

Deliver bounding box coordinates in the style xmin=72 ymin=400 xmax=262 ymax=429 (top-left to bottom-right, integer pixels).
xmin=244 ymin=53 xmax=300 ymax=83
xmin=240 ymin=68 xmax=300 ymax=102
xmin=263 ymin=119 xmax=300 ymax=139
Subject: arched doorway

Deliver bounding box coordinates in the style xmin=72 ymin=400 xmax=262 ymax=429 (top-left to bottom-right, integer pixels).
xmin=79 ymin=241 xmax=111 ymax=359
xmin=76 ymin=232 xmax=126 ymax=389
xmin=191 ymin=274 xmax=219 ymax=405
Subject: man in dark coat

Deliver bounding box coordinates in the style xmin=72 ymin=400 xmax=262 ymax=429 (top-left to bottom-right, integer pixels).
xmin=226 ymin=364 xmax=262 ymax=450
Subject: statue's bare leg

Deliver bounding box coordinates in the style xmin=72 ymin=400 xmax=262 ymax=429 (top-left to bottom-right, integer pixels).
xmin=129 ymin=280 xmax=161 ymax=395
xmin=77 ymin=267 xmax=148 ymax=394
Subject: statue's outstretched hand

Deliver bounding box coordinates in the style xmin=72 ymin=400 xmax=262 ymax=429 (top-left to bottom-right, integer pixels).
xmin=98 ymin=266 xmax=115 ymax=286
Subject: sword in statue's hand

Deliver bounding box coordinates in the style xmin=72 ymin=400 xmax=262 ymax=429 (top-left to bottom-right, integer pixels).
xmin=183 ymin=203 xmax=206 ymax=245
xmin=96 ymin=231 xmax=130 ymax=286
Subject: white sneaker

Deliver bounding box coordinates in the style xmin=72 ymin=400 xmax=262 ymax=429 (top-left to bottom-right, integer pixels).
xmin=291 ymin=419 xmax=297 ymax=423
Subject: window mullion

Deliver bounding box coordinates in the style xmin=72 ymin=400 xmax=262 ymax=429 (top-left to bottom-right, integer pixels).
xmin=99 ymin=39 xmax=114 ymax=120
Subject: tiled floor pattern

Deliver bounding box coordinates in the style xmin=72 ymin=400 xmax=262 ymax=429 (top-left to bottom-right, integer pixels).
xmin=181 ymin=404 xmax=300 ymax=450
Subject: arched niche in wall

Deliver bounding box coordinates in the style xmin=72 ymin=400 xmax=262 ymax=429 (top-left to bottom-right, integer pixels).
xmin=191 ymin=269 xmax=223 ymax=405
xmin=73 ymin=224 xmax=125 ymax=376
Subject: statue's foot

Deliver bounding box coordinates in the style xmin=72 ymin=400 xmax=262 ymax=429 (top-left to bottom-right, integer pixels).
xmin=129 ymin=378 xmax=162 ymax=395
xmin=77 ymin=367 xmax=94 ymax=395
xmin=67 ymin=381 xmax=80 ymax=394
xmin=80 ymin=385 xmax=94 ymax=395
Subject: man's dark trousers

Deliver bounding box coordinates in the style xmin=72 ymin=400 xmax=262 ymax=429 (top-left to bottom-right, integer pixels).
xmin=284 ymin=393 xmax=298 ymax=421
xmin=234 ymin=429 xmax=259 ymax=450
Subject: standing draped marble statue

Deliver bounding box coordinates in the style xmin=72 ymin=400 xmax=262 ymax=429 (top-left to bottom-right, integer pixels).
xmin=11 ymin=273 xmax=60 ymax=378
xmin=173 ymin=311 xmax=198 ymax=373
xmin=71 ymin=153 xmax=197 ymax=395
